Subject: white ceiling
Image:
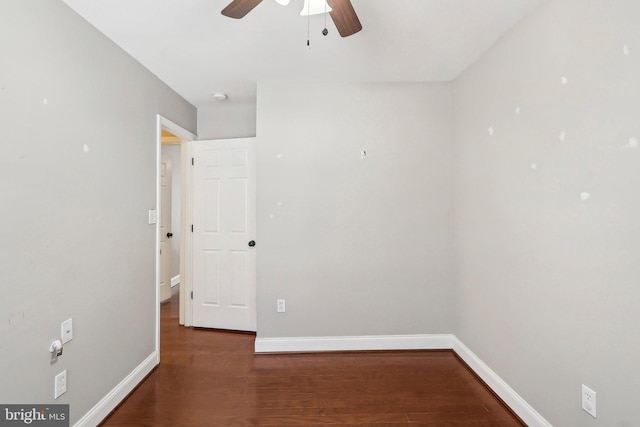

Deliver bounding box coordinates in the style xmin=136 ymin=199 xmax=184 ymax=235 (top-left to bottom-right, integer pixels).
xmin=61 ymin=0 xmax=541 ymax=109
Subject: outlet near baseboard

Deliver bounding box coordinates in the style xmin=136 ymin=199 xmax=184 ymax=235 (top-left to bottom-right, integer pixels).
xmin=55 ymin=370 xmax=67 ymax=399
xmin=582 ymin=384 xmax=596 ymax=418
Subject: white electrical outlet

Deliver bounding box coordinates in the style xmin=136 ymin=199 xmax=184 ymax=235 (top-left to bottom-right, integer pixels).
xmin=148 ymin=209 xmax=158 ymax=224
xmin=582 ymin=384 xmax=597 ymax=418
xmin=61 ymin=318 xmax=73 ymax=344
xmin=55 ymin=370 xmax=67 ymax=399
xmin=277 ymin=299 xmax=286 ymax=313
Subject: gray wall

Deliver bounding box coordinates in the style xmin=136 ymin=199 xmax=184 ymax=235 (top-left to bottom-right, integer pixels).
xmin=197 ymin=102 xmax=256 ymax=140
xmin=256 ymin=82 xmax=454 ymax=338
xmin=0 ymin=1 xmax=196 ymax=424
xmin=453 ymin=0 xmax=640 ymax=425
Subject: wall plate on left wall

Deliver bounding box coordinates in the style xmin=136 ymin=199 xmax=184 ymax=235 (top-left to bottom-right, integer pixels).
xmin=148 ymin=209 xmax=158 ymax=224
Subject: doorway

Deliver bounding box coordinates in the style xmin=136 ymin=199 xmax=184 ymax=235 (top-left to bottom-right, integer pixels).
xmin=155 ymin=119 xmax=257 ymax=356
xmin=156 ymin=116 xmax=196 ymax=359
xmin=161 ymin=133 xmax=181 ymax=304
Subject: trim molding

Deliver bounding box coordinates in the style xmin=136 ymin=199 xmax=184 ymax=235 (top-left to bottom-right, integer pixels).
xmin=451 ymin=337 xmax=553 ymax=427
xmin=171 ymin=274 xmax=180 ymax=287
xmin=74 ymin=351 xmax=158 ymax=427
xmin=255 ymin=334 xmax=454 ymax=353
xmin=255 ymin=334 xmax=553 ymax=427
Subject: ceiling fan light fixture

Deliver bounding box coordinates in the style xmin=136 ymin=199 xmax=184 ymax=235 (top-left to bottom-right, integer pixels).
xmin=212 ymin=93 xmax=228 ymax=101
xmin=300 ymin=0 xmax=332 ymax=16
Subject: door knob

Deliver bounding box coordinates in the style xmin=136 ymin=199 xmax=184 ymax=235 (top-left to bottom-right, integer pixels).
xmin=248 ymin=240 xmax=256 ymax=247
xmin=167 ymin=232 xmax=173 ymax=238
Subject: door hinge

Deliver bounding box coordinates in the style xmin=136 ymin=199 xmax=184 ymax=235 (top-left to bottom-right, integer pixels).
xmin=190 ymin=291 xmax=193 ymax=299
xmin=159 ymin=249 xmax=162 ymax=255
xmin=191 ymin=224 xmax=194 ymax=232
xmin=191 ymin=157 xmax=194 ymax=166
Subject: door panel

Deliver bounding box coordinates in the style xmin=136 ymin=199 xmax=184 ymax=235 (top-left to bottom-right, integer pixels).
xmin=229 ymin=178 xmax=248 ymax=232
xmin=159 ymin=157 xmax=172 ymax=303
xmin=229 ymin=250 xmax=248 ymax=306
xmin=192 ymin=138 xmax=256 ymax=331
xmin=203 ymin=179 xmax=221 ymax=232
xmin=203 ymin=249 xmax=221 ymax=304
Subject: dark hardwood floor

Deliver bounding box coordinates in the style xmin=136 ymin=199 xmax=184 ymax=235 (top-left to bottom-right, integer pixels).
xmin=101 ymin=289 xmax=525 ymax=426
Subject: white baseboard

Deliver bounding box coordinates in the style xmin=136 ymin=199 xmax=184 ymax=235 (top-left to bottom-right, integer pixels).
xmin=451 ymin=337 xmax=553 ymax=427
xmin=171 ymin=274 xmax=180 ymax=287
xmin=255 ymin=334 xmax=552 ymax=427
xmin=254 ymin=334 xmax=454 ymax=353
xmin=74 ymin=351 xmax=158 ymax=427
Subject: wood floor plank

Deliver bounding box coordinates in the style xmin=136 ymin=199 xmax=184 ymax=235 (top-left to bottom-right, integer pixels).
xmin=100 ymin=291 xmax=525 ymax=426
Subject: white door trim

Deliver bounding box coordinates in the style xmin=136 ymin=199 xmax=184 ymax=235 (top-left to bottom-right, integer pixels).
xmin=156 ymin=115 xmax=196 ymax=362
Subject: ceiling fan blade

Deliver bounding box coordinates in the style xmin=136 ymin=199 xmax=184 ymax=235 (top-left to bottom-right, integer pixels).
xmin=327 ymin=0 xmax=362 ymax=37
xmin=221 ymin=0 xmax=264 ymax=19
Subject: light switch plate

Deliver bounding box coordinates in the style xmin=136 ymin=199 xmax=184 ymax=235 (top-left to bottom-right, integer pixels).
xmin=61 ymin=318 xmax=73 ymax=344
xmin=148 ymin=209 xmax=158 ymax=224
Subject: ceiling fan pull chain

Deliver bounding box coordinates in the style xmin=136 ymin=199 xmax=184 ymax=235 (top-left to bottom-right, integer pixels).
xmin=307 ymin=7 xmax=311 ymax=47
xmin=323 ymin=0 xmax=328 ymax=36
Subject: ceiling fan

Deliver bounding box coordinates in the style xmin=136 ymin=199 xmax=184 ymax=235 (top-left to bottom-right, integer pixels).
xmin=221 ymin=0 xmax=362 ymax=37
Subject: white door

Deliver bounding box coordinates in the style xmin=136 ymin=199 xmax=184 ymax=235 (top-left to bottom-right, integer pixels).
xmin=159 ymin=155 xmax=173 ymax=303
xmin=192 ymin=138 xmax=256 ymax=331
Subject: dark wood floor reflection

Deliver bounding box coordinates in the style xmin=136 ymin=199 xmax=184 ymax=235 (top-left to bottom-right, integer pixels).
xmin=101 ymin=290 xmax=525 ymax=426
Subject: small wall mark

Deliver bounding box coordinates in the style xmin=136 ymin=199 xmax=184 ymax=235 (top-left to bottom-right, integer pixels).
xmin=560 ymin=76 xmax=569 ymax=85
xmin=9 ymin=312 xmax=25 ymax=326
xmin=559 ymin=131 xmax=566 ymax=142
xmin=580 ymin=192 xmax=591 ymax=201
xmin=622 ymin=137 xmax=638 ymax=150
xmin=530 ymin=163 xmax=537 ymax=170
xmin=276 ymin=153 xmax=283 ymax=160
xmin=623 ymin=45 xmax=630 ymax=56
xmin=83 ymin=144 xmax=90 ymax=153
xmin=488 ymin=126 xmax=494 ymax=136
xmin=515 ymin=107 xmax=521 ymax=115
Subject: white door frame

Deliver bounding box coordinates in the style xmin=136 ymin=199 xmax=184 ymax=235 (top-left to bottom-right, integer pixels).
xmin=156 ymin=115 xmax=196 ymax=362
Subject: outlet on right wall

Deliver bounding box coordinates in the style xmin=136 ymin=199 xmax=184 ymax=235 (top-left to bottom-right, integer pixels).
xmin=453 ymin=0 xmax=640 ymax=425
